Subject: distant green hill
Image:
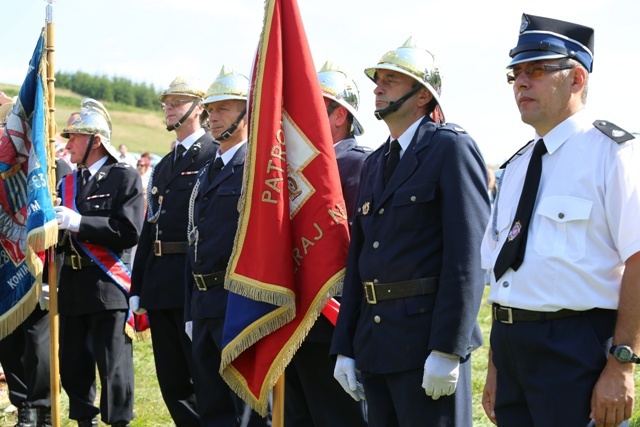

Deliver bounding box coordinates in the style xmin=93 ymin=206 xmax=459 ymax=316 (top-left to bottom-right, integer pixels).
xmin=0 ymin=83 xmax=172 ymax=157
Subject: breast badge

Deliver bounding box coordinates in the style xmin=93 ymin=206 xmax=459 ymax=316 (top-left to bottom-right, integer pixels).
xmin=507 ymin=221 xmax=522 ymax=241
xmin=362 ymin=201 xmax=370 ymax=215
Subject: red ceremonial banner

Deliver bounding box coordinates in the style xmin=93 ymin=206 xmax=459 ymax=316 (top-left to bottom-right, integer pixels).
xmin=220 ymin=0 xmax=350 ymax=416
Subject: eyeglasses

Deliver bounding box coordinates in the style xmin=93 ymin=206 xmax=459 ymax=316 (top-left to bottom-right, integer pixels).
xmin=161 ymin=99 xmax=195 ymax=109
xmin=506 ymin=64 xmax=575 ymax=84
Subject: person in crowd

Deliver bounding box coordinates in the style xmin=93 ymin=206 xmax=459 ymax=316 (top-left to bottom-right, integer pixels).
xmin=284 ymin=60 xmax=370 ymax=427
xmin=330 ymin=37 xmax=489 ymax=426
xmin=117 ymin=144 xmax=137 ymax=167
xmin=130 ymin=77 xmax=217 ymax=426
xmin=136 ymin=154 xmax=152 ymax=194
xmin=55 ymin=98 xmax=143 ymax=427
xmin=481 ymin=13 xmax=640 ymax=427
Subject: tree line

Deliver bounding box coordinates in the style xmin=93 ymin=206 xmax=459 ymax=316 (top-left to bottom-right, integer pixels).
xmin=55 ymin=71 xmax=159 ymax=110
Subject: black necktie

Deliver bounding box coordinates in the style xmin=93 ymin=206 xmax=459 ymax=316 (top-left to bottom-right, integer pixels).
xmin=174 ymin=144 xmax=186 ymax=167
xmin=209 ymin=157 xmax=224 ymax=181
xmin=79 ymin=168 xmax=90 ymax=186
xmin=384 ymin=140 xmax=401 ymax=186
xmin=494 ymin=139 xmax=547 ymax=280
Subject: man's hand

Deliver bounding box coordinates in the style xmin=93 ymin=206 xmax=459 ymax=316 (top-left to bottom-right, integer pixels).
xmin=333 ymin=355 xmax=365 ymax=401
xmin=54 ymin=206 xmax=81 ymax=232
xmin=39 ymin=283 xmax=50 ymax=311
xmin=129 ymin=295 xmax=146 ymax=315
xmin=482 ymin=349 xmax=498 ymax=425
xmin=422 ymin=350 xmax=460 ymax=400
xmin=589 ymin=358 xmax=635 ymax=427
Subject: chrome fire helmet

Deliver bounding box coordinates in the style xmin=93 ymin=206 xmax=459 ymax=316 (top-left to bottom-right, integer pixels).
xmin=365 ymin=36 xmax=444 ymax=122
xmin=61 ymin=98 xmax=118 ymax=162
xmin=317 ymin=60 xmax=364 ymax=136
xmin=203 ymin=65 xmax=249 ymax=105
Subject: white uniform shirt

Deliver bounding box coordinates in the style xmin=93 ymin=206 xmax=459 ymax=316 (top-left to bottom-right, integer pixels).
xmin=481 ymin=111 xmax=640 ymax=311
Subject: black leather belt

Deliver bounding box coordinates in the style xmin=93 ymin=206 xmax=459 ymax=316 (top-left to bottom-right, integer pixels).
xmin=63 ymin=254 xmax=96 ymax=270
xmin=492 ymin=304 xmax=583 ymax=324
xmin=193 ymin=271 xmax=226 ymax=291
xmin=153 ymin=240 xmax=187 ymax=256
xmin=363 ymin=277 xmax=439 ymax=304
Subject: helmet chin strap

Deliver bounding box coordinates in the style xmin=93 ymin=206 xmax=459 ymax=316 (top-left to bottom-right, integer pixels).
xmin=77 ymin=134 xmax=96 ymax=170
xmin=215 ymin=108 xmax=247 ymax=141
xmin=166 ymin=100 xmax=200 ymax=131
xmin=374 ymin=84 xmax=422 ymax=120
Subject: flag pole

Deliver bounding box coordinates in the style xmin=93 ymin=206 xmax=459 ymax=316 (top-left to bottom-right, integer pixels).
xmin=45 ymin=1 xmax=61 ymax=426
xmin=272 ymin=375 xmax=284 ymax=427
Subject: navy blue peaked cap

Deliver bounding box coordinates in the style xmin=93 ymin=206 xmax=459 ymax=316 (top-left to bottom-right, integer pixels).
xmin=508 ymin=13 xmax=595 ymax=72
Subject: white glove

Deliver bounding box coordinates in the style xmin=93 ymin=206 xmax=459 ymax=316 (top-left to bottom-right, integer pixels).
xmin=333 ymin=355 xmax=365 ymax=401
xmin=39 ymin=283 xmax=50 ymax=311
xmin=185 ymin=321 xmax=193 ymax=341
xmin=129 ymin=295 xmax=146 ymax=315
xmin=422 ymin=351 xmax=460 ymax=400
xmin=54 ymin=206 xmax=81 ymax=232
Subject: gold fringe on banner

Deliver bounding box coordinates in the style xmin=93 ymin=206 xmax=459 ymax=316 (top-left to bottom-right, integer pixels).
xmin=0 ymin=284 xmax=39 ymax=340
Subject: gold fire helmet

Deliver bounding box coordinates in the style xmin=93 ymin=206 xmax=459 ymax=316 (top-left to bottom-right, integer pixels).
xmin=159 ymin=76 xmax=206 ymax=101
xmin=317 ymin=60 xmax=364 ymax=136
xmin=365 ymin=36 xmax=444 ymax=121
xmin=203 ymin=66 xmax=249 ymax=106
xmin=61 ymin=98 xmax=118 ymax=160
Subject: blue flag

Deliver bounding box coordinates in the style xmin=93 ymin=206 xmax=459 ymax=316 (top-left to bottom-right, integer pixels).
xmin=0 ymin=28 xmax=57 ymax=338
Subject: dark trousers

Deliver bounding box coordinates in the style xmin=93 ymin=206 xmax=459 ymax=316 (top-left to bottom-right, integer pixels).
xmin=490 ymin=309 xmax=617 ymax=427
xmin=147 ymin=309 xmax=199 ymax=427
xmin=360 ymin=359 xmax=472 ymax=427
xmin=285 ymin=340 xmax=367 ymax=427
xmin=0 ymin=306 xmax=51 ymax=408
xmin=191 ymin=317 xmax=267 ymax=427
xmin=59 ymin=310 xmax=134 ymax=424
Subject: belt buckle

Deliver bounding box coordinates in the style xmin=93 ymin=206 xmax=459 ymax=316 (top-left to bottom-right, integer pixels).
xmin=153 ymin=240 xmax=162 ymax=257
xmin=494 ymin=306 xmax=513 ymax=324
xmin=363 ymin=281 xmax=377 ymax=304
xmin=193 ymin=274 xmax=207 ymax=291
xmin=70 ymin=254 xmax=82 ymax=270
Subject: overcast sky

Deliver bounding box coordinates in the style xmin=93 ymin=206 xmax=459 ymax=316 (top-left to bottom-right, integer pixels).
xmin=4 ymin=0 xmax=639 ymax=164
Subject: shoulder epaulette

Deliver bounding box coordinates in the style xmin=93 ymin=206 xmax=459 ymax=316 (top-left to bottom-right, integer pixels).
xmin=438 ymin=122 xmax=467 ymax=134
xmin=353 ymin=145 xmax=373 ymax=153
xmin=499 ymin=140 xmax=534 ymax=170
xmin=593 ymin=120 xmax=635 ymax=144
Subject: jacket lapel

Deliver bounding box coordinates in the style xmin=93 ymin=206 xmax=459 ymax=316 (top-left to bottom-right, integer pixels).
xmin=203 ymin=143 xmax=246 ymax=196
xmin=172 ymin=137 xmax=206 ymax=178
xmin=76 ymin=160 xmax=115 ymax=202
xmin=376 ymin=117 xmax=436 ymax=207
